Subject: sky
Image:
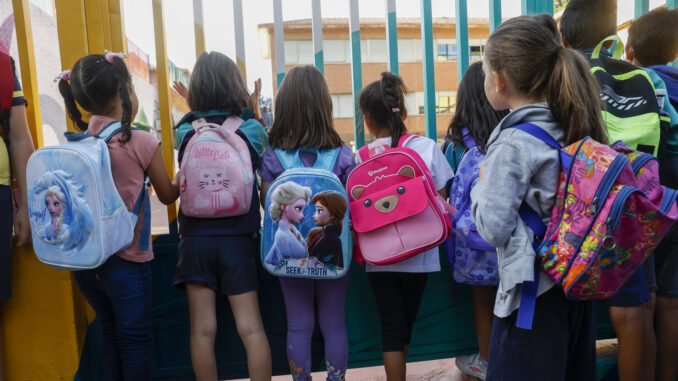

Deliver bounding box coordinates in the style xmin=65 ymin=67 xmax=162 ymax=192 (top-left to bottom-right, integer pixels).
xmin=123 ymin=0 xmax=665 ymax=98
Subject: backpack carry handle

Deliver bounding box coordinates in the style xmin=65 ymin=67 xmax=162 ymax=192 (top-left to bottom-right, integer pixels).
xmin=274 ymin=147 xmax=341 ymax=171
xmin=591 ymin=35 xmax=624 ymax=60
xmin=357 ymin=134 xmax=416 ymax=163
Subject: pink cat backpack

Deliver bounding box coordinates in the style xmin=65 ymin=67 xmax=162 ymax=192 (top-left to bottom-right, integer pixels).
xmin=347 ymin=135 xmax=451 ymax=265
xmin=179 ymin=116 xmax=253 ymax=218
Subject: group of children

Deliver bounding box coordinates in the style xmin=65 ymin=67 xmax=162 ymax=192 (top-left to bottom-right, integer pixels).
xmin=2 ymin=0 xmax=678 ymax=380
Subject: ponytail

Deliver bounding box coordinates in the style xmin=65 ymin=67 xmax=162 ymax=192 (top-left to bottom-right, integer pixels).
xmin=546 ymin=48 xmax=607 ymax=144
xmin=58 ymin=78 xmax=89 ymax=132
xmin=359 ymin=72 xmax=408 ymax=148
xmin=485 ymin=15 xmax=608 ymax=145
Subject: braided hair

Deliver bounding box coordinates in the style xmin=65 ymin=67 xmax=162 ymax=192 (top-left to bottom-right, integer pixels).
xmin=58 ymin=54 xmax=134 ymax=143
xmin=359 ymin=72 xmax=408 ymax=148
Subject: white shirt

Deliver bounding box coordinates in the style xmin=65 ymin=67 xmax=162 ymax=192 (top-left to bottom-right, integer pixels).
xmin=357 ymin=135 xmax=454 ymax=273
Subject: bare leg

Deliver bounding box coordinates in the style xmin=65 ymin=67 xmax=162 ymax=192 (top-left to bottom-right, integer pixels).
xmin=228 ymin=291 xmax=272 ymax=381
xmin=610 ymin=297 xmax=656 ymax=381
xmin=186 ymin=284 xmax=218 ymax=381
xmin=471 ymin=286 xmax=496 ymax=361
xmin=383 ymin=351 xmax=407 ymax=381
xmin=655 ymin=296 xmax=678 ymax=381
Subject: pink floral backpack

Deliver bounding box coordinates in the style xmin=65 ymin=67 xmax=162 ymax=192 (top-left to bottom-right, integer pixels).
xmin=511 ymin=123 xmax=678 ymax=329
xmin=179 ymin=117 xmax=253 ymax=218
xmin=347 ymin=135 xmax=451 ymax=265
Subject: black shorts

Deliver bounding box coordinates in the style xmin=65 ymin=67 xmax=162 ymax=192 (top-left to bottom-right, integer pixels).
xmin=652 ymin=221 xmax=678 ymax=298
xmin=486 ymin=287 xmax=597 ymax=381
xmin=0 ymin=186 xmax=12 ymax=300
xmin=367 ymin=272 xmax=428 ymax=352
xmin=174 ymin=234 xmax=260 ymax=296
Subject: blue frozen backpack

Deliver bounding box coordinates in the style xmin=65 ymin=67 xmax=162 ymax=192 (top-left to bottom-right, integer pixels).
xmin=25 ymin=122 xmax=149 ymax=270
xmin=447 ymin=129 xmax=498 ymax=286
xmin=262 ymin=148 xmax=351 ymax=279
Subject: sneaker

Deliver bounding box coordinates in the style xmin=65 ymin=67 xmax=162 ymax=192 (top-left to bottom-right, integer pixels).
xmin=455 ymin=353 xmax=487 ymax=380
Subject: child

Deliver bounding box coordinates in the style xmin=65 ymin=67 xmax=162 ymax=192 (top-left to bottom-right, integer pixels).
xmin=357 ymin=72 xmax=454 ymax=381
xmin=57 ymin=52 xmax=179 ymax=379
xmin=258 ymin=65 xmax=355 ymax=381
xmin=172 ymin=52 xmax=272 ymax=381
xmin=471 ymin=15 xmax=607 ymax=380
xmin=0 ymin=52 xmax=34 ymax=381
xmin=561 ymin=2 xmax=678 ymax=379
xmin=446 ymin=61 xmax=508 ymax=380
xmin=626 ymin=8 xmax=678 ymax=381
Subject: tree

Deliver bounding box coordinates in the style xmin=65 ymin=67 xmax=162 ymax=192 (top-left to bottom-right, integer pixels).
xmin=555 ymin=0 xmax=570 ymax=13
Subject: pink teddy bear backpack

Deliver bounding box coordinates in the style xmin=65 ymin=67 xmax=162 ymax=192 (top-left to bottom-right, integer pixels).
xmin=347 ymin=134 xmax=451 ymax=265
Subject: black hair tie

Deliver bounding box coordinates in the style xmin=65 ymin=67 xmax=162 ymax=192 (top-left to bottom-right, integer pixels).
xmin=551 ymin=45 xmax=563 ymax=63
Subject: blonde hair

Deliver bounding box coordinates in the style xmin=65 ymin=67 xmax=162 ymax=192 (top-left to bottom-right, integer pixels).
xmin=268 ymin=182 xmax=312 ymax=222
xmin=45 ymin=185 xmax=66 ymax=236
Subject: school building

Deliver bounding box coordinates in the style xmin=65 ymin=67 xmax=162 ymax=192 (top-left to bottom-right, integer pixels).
xmin=258 ymin=18 xmax=492 ymax=141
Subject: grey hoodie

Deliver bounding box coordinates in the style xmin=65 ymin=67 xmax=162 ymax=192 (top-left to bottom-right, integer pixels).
xmin=471 ymin=103 xmax=562 ymax=318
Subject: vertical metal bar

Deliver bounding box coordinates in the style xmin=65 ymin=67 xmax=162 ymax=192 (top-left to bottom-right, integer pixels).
xmin=421 ymin=0 xmax=436 ymax=139
xmin=233 ymin=0 xmax=247 ymax=82
xmin=521 ymin=0 xmax=537 ymax=14
xmin=349 ymin=0 xmax=364 ymax=147
xmin=193 ymin=0 xmax=206 ymax=59
xmin=273 ymin=0 xmax=285 ymax=88
xmin=55 ymin=0 xmax=88 ymax=132
xmin=489 ymin=0 xmax=501 ymax=33
xmin=108 ymin=0 xmax=127 ymax=53
xmin=669 ymin=0 xmax=678 ymax=9
xmin=385 ymin=0 xmax=399 ymax=74
xmin=544 ymin=0 xmax=554 ymax=15
xmin=12 ymin=0 xmax=43 ymax=148
xmin=84 ymin=0 xmax=109 ymax=53
xmin=152 ymin=0 xmax=178 ymax=230
xmin=635 ymin=0 xmax=649 ymax=18
xmin=455 ymin=0 xmax=469 ymax=85
xmin=312 ymin=0 xmax=324 ymax=75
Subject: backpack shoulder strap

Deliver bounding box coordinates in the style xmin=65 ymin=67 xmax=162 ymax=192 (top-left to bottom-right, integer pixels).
xmin=96 ymin=121 xmax=123 ymax=142
xmin=221 ymin=116 xmax=245 ymax=133
xmin=274 ymin=148 xmax=298 ymax=170
xmin=313 ymin=147 xmax=341 ymax=171
xmin=591 ymin=35 xmax=624 ymax=60
xmin=397 ymin=134 xmax=416 ymax=148
xmin=507 ymin=122 xmax=574 ymax=171
xmin=461 ymin=128 xmax=476 ymax=149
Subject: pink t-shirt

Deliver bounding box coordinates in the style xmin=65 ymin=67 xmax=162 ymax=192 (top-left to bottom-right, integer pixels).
xmin=87 ymin=115 xmax=161 ymax=263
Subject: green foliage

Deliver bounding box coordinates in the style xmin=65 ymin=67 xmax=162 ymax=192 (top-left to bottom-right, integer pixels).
xmin=555 ymin=0 xmax=570 ymax=13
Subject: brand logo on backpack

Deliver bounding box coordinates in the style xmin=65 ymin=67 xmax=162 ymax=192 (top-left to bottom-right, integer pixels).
xmin=600 ymin=84 xmax=648 ymax=111
xmin=368 ymin=166 xmax=388 ymax=177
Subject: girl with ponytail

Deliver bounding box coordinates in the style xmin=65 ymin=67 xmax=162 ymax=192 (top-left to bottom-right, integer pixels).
xmin=57 ymin=52 xmax=179 ymax=379
xmin=470 ymin=14 xmax=606 ymax=380
xmin=357 ymin=72 xmax=454 ymax=381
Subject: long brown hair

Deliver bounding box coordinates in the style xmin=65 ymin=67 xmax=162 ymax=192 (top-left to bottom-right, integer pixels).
xmin=187 ymin=51 xmax=251 ymax=114
xmin=312 ymin=191 xmax=347 ymax=233
xmin=359 ymin=72 xmax=408 ymax=148
xmin=269 ymin=65 xmax=342 ymax=150
xmin=485 ymin=15 xmax=607 ymax=145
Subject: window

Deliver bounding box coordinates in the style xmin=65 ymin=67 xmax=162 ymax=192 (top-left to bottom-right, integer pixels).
xmin=437 ymin=92 xmax=457 ymax=114
xmin=284 ymin=40 xmax=313 ymax=65
xmin=398 ymin=39 xmax=422 ymax=62
xmin=437 ymin=43 xmax=457 ymax=61
xmin=470 ymin=45 xmax=484 ymax=61
xmin=332 ymin=94 xmax=354 ymax=118
xmin=325 ymin=40 xmax=349 ymax=63
xmin=361 ymin=39 xmax=387 ymax=63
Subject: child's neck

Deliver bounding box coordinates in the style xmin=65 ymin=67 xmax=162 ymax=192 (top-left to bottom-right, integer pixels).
xmin=100 ymin=103 xmax=123 ymax=121
xmin=372 ymin=128 xmax=391 ymax=139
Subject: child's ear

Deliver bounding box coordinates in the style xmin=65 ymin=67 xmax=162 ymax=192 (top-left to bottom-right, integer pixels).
xmin=625 ymin=44 xmax=635 ymax=63
xmin=401 ymin=108 xmax=407 ymax=121
xmin=493 ymin=70 xmax=506 ymax=95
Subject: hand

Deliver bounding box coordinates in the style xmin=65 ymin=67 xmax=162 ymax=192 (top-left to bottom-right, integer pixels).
xmin=479 ymin=163 xmax=484 ymax=181
xmin=13 ymin=205 xmax=31 ymax=246
xmin=173 ymin=81 xmax=188 ymax=100
xmin=250 ymin=78 xmax=262 ymax=120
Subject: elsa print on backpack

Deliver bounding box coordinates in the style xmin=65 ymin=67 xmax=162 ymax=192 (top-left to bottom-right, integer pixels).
xmin=262 ymin=148 xmax=351 ymax=279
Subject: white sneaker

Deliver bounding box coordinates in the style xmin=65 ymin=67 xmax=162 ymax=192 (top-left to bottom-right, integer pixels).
xmin=455 ymin=353 xmax=487 ymax=380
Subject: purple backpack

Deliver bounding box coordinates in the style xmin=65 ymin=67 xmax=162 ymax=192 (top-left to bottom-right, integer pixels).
xmin=447 ymin=129 xmax=498 ymax=286
xmin=512 ymin=123 xmax=678 ymax=329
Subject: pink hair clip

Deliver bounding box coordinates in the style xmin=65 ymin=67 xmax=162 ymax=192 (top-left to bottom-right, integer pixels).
xmin=104 ymin=50 xmax=127 ymax=63
xmin=392 ymin=107 xmax=401 ymax=113
xmin=53 ymin=69 xmax=72 ymax=83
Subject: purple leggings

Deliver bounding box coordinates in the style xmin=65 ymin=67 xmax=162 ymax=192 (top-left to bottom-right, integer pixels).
xmin=279 ymin=274 xmax=349 ymax=381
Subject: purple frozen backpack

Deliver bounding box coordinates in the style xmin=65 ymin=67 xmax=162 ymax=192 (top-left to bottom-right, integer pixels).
xmin=446 ymin=129 xmax=498 ymax=286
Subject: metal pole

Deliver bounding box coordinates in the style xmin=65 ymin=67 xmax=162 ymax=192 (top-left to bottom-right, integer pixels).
xmin=489 ymin=0 xmax=501 ymax=33
xmin=455 ymin=0 xmax=469 ymax=84
xmin=349 ymin=0 xmax=364 ymax=148
xmin=273 ymin=0 xmax=285 ymax=88
xmin=312 ymin=0 xmax=324 ymax=74
xmin=385 ymin=0 xmax=399 ymax=74
xmin=233 ymin=0 xmax=247 ymax=82
xmin=421 ymin=0 xmax=436 ymax=139
xmin=193 ymin=0 xmax=205 ymax=58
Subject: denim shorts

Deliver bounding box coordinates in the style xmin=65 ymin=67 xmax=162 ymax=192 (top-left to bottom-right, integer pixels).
xmin=0 ymin=186 xmax=12 ymax=300
xmin=606 ymin=261 xmax=652 ymax=307
xmin=652 ymin=222 xmax=678 ymax=298
xmin=174 ymin=234 xmax=260 ymax=296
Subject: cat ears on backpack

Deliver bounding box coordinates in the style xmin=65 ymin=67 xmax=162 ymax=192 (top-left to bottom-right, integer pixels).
xmin=351 ymin=165 xmax=415 ymax=200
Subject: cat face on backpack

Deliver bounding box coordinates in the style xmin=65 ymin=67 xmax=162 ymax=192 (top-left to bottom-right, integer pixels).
xmin=350 ymin=165 xmax=415 ymax=213
xmin=199 ymin=166 xmax=229 ymax=192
